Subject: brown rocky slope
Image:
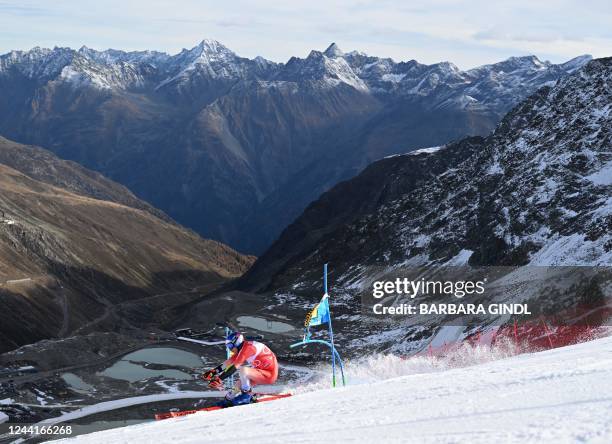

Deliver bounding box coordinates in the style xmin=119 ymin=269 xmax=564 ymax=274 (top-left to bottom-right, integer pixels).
xmin=0 ymin=138 xmax=254 ymax=352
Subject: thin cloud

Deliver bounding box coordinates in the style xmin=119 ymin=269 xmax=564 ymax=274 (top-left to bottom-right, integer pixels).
xmin=0 ymin=0 xmax=610 ymax=68
xmin=473 ymin=29 xmax=586 ymax=44
xmin=0 ymin=1 xmax=55 ymax=17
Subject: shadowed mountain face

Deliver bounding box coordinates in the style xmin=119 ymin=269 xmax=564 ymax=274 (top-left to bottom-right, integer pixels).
xmin=0 ymin=41 xmax=591 ymax=253
xmin=0 ymin=137 xmax=253 ymax=353
xmin=0 ymin=135 xmax=169 ymax=221
xmin=241 ymin=58 xmax=612 ymax=293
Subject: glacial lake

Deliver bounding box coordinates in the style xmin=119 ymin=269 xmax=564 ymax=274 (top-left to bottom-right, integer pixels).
xmin=98 ymin=347 xmax=204 ymax=383
xmin=62 ymin=373 xmax=95 ymax=393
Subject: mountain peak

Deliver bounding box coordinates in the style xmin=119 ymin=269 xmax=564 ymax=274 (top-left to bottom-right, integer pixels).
xmin=432 ymin=61 xmax=460 ymax=73
xmin=504 ymin=55 xmax=549 ymax=69
xmin=561 ymin=54 xmax=593 ymax=73
xmin=196 ymin=39 xmax=231 ymax=54
xmin=324 ymin=43 xmax=344 ymax=58
xmin=306 ymin=50 xmax=324 ymax=60
xmin=171 ymin=39 xmax=238 ymax=68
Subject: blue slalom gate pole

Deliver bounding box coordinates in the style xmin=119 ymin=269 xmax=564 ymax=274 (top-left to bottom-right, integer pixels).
xmin=324 ymin=263 xmax=328 ymax=294
xmin=290 ymin=262 xmax=346 ymax=387
xmin=325 ymin=263 xmax=338 ymax=387
xmin=289 ymin=339 xmax=346 ymax=386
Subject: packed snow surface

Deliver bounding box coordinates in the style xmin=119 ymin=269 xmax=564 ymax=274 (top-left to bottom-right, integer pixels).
xmin=57 ymin=336 xmax=612 ymax=443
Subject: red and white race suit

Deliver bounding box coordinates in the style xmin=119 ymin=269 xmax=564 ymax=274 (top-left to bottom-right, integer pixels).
xmin=226 ymin=341 xmax=278 ymax=387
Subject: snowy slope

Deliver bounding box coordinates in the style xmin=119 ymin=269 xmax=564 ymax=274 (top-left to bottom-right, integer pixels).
xmin=244 ymin=58 xmax=611 ymax=304
xmin=57 ymin=337 xmax=612 ymax=443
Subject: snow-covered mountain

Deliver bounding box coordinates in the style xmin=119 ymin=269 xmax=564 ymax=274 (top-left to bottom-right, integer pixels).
xmin=326 ymin=44 xmax=592 ymax=115
xmin=0 ymin=41 xmax=587 ymax=105
xmin=0 ymin=40 xmax=276 ymax=92
xmin=237 ymin=58 xmax=611 ymax=353
xmin=0 ymin=40 xmax=592 ymax=253
xmin=278 ymin=47 xmax=369 ymax=91
xmin=245 ymin=56 xmax=611 ymax=284
xmin=54 ymin=335 xmax=612 ymax=443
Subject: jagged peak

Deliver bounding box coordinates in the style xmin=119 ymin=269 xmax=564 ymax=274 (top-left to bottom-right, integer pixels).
xmin=4 ymin=46 xmax=55 ymax=58
xmin=174 ymin=39 xmax=233 ymax=60
xmin=195 ymin=39 xmax=233 ymax=54
xmin=77 ymin=45 xmax=106 ymax=60
xmin=432 ymin=61 xmax=460 ymax=72
xmin=253 ymin=55 xmax=277 ymax=68
xmin=502 ymin=55 xmax=549 ymax=69
xmin=165 ymin=39 xmax=239 ymax=73
xmin=345 ymin=50 xmax=368 ymax=57
xmin=560 ymin=54 xmax=593 ymax=73
xmin=77 ymin=45 xmax=117 ymax=55
xmin=324 ymin=43 xmax=344 ymax=58
xmin=306 ymin=49 xmax=324 ymax=59
xmin=465 ymin=55 xmax=553 ymax=76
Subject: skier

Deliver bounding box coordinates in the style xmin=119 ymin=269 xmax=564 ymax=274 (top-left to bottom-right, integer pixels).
xmin=201 ymin=331 xmax=279 ymax=406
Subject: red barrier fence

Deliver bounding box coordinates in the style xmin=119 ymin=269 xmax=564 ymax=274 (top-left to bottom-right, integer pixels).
xmin=419 ymin=302 xmax=611 ymax=358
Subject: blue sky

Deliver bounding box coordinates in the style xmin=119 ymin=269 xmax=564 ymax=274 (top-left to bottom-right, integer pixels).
xmin=0 ymin=0 xmax=610 ymax=69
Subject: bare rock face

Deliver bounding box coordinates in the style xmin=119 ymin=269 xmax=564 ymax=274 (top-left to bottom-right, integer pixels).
xmin=0 ymin=41 xmax=590 ymax=254
xmin=0 ymin=138 xmax=254 ymax=353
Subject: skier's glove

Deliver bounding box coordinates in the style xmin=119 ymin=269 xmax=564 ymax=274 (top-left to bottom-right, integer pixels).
xmin=201 ymin=369 xmax=218 ymax=381
xmin=207 ymin=375 xmax=224 ymax=390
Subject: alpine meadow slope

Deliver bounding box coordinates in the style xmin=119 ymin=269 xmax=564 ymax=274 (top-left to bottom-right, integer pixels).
xmin=0 ymin=41 xmax=591 ymax=253
xmin=0 ymin=137 xmax=253 ymax=353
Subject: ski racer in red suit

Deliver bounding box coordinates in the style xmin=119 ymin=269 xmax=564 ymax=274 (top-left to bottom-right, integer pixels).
xmin=201 ymin=331 xmax=279 ymax=406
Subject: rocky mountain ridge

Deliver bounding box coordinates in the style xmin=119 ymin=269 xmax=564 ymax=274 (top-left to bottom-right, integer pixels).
xmin=0 ymin=40 xmax=592 ymax=253
xmin=242 ymin=57 xmax=611 ymax=292
xmin=1 ymin=41 xmax=590 ymax=107
xmin=232 ymin=58 xmax=611 ymax=354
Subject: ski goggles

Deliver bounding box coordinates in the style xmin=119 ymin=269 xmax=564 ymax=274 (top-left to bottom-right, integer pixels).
xmin=225 ymin=333 xmax=244 ymax=350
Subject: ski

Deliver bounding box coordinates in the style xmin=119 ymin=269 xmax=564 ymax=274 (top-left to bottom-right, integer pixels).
xmin=154 ymin=393 xmax=292 ymax=420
